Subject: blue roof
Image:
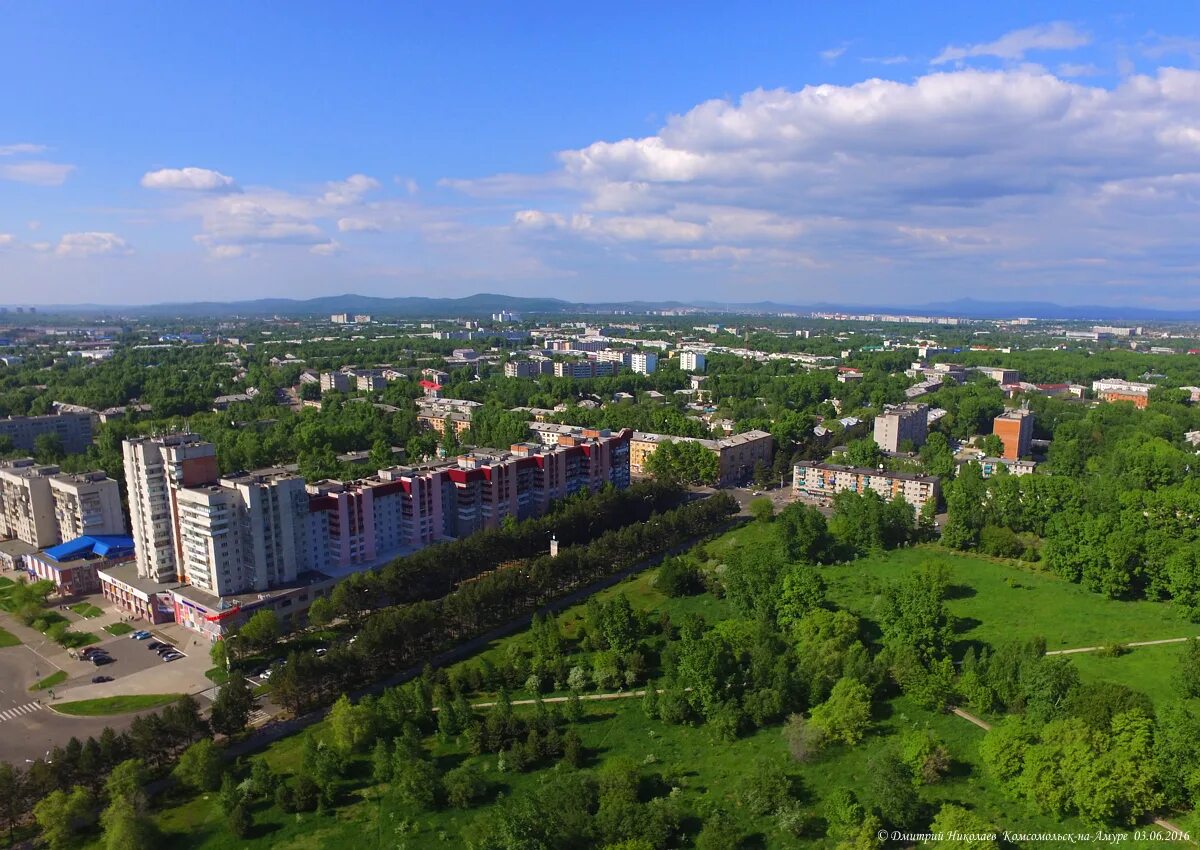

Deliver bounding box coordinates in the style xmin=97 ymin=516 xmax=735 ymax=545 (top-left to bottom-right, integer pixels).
xmin=42 ymin=535 xmax=135 ymax=562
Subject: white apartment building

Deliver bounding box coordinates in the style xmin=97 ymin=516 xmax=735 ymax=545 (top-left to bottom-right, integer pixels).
xmin=873 ymin=403 xmax=929 ymax=452
xmin=123 ymin=434 xmax=219 ymax=583
xmin=679 ymin=351 xmax=706 ymax=373
xmin=631 ymin=352 xmax=658 ymax=375
xmin=176 ymin=470 xmax=320 ymax=597
xmin=0 ymin=459 xmax=60 ymax=547
xmin=49 ymin=472 xmax=125 ymax=541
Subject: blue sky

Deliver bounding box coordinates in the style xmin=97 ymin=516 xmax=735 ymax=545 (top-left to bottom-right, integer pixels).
xmin=2 ymin=2 xmax=1199 ymax=307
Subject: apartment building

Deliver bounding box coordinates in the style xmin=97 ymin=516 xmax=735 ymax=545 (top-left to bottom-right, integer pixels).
xmin=873 ymin=403 xmax=929 ymax=452
xmin=631 ymin=352 xmax=658 ymax=375
xmin=0 ymin=459 xmax=60 ymax=547
xmin=993 ymin=409 xmax=1033 ymax=460
xmin=1092 ymin=378 xmax=1154 ymax=409
xmin=793 ymin=461 xmax=939 ymax=512
xmin=123 ymin=433 xmax=219 ymax=583
xmin=49 ymin=471 xmax=125 ymax=541
xmin=416 ymin=398 xmax=482 ymax=436
xmin=357 ymin=373 xmax=386 ymax=392
xmin=175 ymin=469 xmax=320 ymax=597
xmin=504 ymin=359 xmax=553 ymax=379
xmin=978 ymin=457 xmax=1037 ymax=478
xmin=679 ymin=351 xmax=706 ymax=373
xmin=553 ymin=360 xmax=616 ymax=379
xmin=627 ymin=429 xmax=774 ymax=487
xmin=320 ymin=371 xmax=351 ymax=393
xmin=0 ymin=411 xmax=94 ymax=454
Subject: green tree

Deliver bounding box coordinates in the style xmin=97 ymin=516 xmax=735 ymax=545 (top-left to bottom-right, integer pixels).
xmin=328 ymin=694 xmax=377 ymax=754
xmin=1176 ymin=638 xmax=1200 ymax=697
xmin=749 ymin=497 xmax=774 ymax=523
xmin=307 ymin=595 xmax=336 ymax=627
xmin=34 ymin=787 xmax=96 ymax=850
xmin=809 ymin=678 xmax=872 ymax=745
xmin=174 ymin=739 xmax=222 ymax=792
xmin=644 ymin=439 xmax=720 ymax=486
xmin=924 ymin=804 xmax=997 ymax=849
xmin=228 ymin=802 xmax=253 ymax=838
xmin=845 ymin=439 xmax=884 ymax=468
xmin=443 ymin=763 xmax=488 ymax=808
xmin=977 ymin=434 xmax=1004 ymax=457
xmin=236 ymin=610 xmax=280 ymax=651
xmin=101 ymin=797 xmax=159 ymax=850
xmin=210 ymin=674 xmax=256 ymax=737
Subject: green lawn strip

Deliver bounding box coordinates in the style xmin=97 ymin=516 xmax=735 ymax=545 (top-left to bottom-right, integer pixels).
xmin=205 ymin=667 xmax=230 ymax=685
xmin=54 ymin=693 xmax=184 ymax=716
xmin=104 ymin=622 xmax=135 ymax=636
xmin=69 ymin=602 xmax=104 ymax=618
xmin=29 ymin=670 xmax=67 ymax=691
xmin=0 ymin=626 xmax=20 ymax=647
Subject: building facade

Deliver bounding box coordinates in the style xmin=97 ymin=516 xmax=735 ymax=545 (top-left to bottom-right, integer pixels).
xmin=992 ymin=409 xmax=1033 ymax=460
xmin=793 ymin=461 xmax=939 ymax=512
xmin=0 ymin=459 xmax=60 ymax=547
xmin=628 ymin=430 xmax=774 ymax=487
xmin=679 ymin=351 xmax=706 ymax=373
xmin=123 ymin=434 xmax=220 ymax=583
xmin=49 ymin=472 xmax=125 ymax=541
xmin=1092 ymin=378 xmax=1153 ymax=409
xmin=0 ymin=412 xmax=94 ymax=454
xmin=873 ymin=403 xmax=929 ymax=452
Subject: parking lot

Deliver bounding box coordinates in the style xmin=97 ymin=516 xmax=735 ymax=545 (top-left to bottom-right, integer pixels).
xmin=52 ymin=627 xmax=210 ymax=703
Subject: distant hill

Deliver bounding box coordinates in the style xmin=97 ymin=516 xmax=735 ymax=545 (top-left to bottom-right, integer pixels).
xmin=30 ymin=293 xmax=1200 ymax=322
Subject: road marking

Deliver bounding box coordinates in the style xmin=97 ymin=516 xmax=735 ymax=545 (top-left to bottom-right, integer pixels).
xmin=0 ymin=702 xmax=43 ymax=723
xmin=247 ymin=709 xmax=270 ymax=726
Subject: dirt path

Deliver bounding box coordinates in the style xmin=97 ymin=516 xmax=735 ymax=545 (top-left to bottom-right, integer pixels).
xmin=1045 ymin=636 xmax=1197 ymax=656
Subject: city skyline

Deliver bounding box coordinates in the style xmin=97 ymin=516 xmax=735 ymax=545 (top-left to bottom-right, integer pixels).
xmin=3 ymin=2 xmax=1200 ymax=307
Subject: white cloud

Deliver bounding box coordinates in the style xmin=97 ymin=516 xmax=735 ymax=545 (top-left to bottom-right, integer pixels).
xmin=863 ymin=55 xmax=909 ymax=65
xmin=820 ymin=45 xmax=847 ymax=62
xmin=1057 ymin=62 xmax=1102 ymax=77
xmin=337 ymin=216 xmax=383 ymax=233
xmin=932 ymin=22 xmax=1090 ymax=65
xmin=0 ymin=234 xmax=14 ymax=247
xmin=0 ymin=161 xmax=75 ymax=186
xmin=193 ymin=193 xmax=327 ymax=248
xmin=141 ymin=167 xmax=239 ymax=192
xmin=206 ymin=245 xmax=249 ymax=260
xmin=0 ymin=143 xmax=46 ymax=156
xmin=55 ymin=232 xmax=132 ymax=257
xmin=321 ymin=174 xmax=380 ymax=205
xmin=309 ymin=241 xmax=343 ymax=256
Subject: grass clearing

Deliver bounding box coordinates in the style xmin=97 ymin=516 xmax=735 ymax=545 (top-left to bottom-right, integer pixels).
xmin=823 ymin=544 xmax=1189 ymax=654
xmin=29 ymin=670 xmax=67 ymax=691
xmin=0 ymin=626 xmax=20 ymax=647
xmin=69 ymin=602 xmax=104 ymax=619
xmin=1070 ymin=642 xmax=1190 ymax=708
xmin=104 ymin=622 xmax=135 ymax=636
xmin=54 ymin=693 xmax=184 ymax=716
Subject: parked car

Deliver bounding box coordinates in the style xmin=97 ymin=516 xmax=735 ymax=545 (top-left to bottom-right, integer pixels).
xmin=161 ymin=652 xmax=183 ymax=662
xmin=156 ymin=645 xmax=176 ymax=654
xmin=92 ymin=656 xmax=114 ymax=666
xmin=80 ymin=647 xmax=105 ymax=658
xmin=130 ymin=630 xmax=151 ymax=640
xmin=314 ymin=648 xmax=327 ymax=656
xmin=91 ymin=675 xmax=113 ymax=683
xmin=147 ymin=641 xmax=166 ymax=650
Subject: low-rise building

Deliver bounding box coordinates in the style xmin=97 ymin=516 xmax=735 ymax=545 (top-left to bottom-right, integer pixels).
xmin=0 ymin=411 xmax=94 ymax=454
xmin=628 ymin=430 xmax=773 ymax=487
xmin=1092 ymin=378 xmax=1154 ymax=409
xmin=27 ymin=534 xmax=134 ymax=597
xmin=793 ymin=461 xmax=939 ymax=512
xmin=416 ymin=398 xmax=481 ymax=436
xmin=977 ymin=457 xmax=1038 ymax=477
xmin=320 ymin=371 xmax=351 ymax=393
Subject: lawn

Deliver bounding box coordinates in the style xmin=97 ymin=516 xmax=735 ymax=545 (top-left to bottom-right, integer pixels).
xmin=54 ymin=693 xmax=184 ymax=716
xmin=823 ymin=545 xmax=1189 ymax=654
xmin=1070 ymin=642 xmax=1191 ymax=708
xmin=69 ymin=602 xmax=105 ymax=619
xmin=29 ymin=670 xmax=68 ymax=691
xmin=0 ymin=626 xmax=19 ymax=647
xmin=104 ymin=622 xmax=135 ymax=636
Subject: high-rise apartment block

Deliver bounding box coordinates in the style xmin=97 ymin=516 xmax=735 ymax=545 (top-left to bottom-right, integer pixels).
xmin=992 ymin=409 xmax=1033 ymax=460
xmin=873 ymin=403 xmax=929 ymax=452
xmin=123 ymin=434 xmax=219 ymax=583
xmin=679 ymin=351 xmax=706 ymax=373
xmin=0 ymin=460 xmax=125 ymax=548
xmin=49 ymin=472 xmax=125 ymax=541
xmin=631 ymin=352 xmax=658 ymax=374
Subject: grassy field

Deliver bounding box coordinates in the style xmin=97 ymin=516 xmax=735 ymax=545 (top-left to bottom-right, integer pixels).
xmin=822 ymin=545 xmax=1189 ymax=654
xmin=69 ymin=602 xmax=104 ymax=619
xmin=29 ymin=670 xmax=67 ymax=691
xmin=54 ymin=693 xmax=184 ymax=716
xmin=1069 ymin=643 xmax=1189 ymax=708
xmin=0 ymin=626 xmax=19 ymax=647
xmin=104 ymin=622 xmax=135 ymax=636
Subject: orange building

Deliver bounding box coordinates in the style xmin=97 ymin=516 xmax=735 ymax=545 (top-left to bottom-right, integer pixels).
xmin=992 ymin=409 xmax=1033 ymax=460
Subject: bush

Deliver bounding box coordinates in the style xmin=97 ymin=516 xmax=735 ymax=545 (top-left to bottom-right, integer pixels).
xmin=656 ymin=557 xmax=703 ymax=597
xmin=443 ymin=764 xmax=487 ymax=808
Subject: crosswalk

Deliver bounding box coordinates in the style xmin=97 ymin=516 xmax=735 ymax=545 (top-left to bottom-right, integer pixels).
xmin=0 ymin=701 xmax=43 ymax=724
xmin=247 ymin=709 xmax=270 ymax=726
